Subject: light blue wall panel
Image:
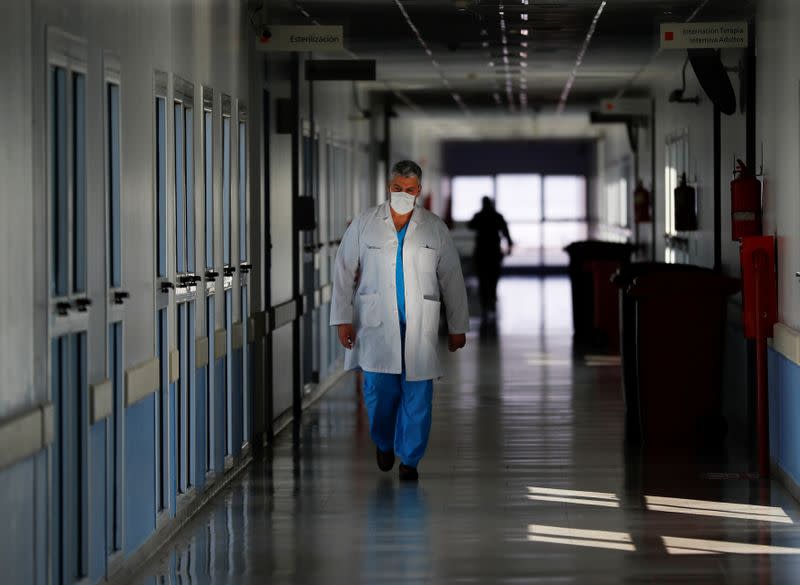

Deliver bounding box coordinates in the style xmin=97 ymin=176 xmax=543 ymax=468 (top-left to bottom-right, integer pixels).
xmin=124 ymin=395 xmax=156 ymax=554
xmin=214 ymin=358 xmax=226 ymax=472
xmin=89 ymin=422 xmax=107 ymax=583
xmin=194 ymin=367 xmax=207 ymax=490
xmin=168 ymin=381 xmax=177 ymax=516
xmin=769 ymin=348 xmax=800 ymax=487
xmin=769 ymin=348 xmax=781 ymax=466
xmin=0 ymin=457 xmax=36 ymax=585
xmin=232 ymin=348 xmax=244 ymax=457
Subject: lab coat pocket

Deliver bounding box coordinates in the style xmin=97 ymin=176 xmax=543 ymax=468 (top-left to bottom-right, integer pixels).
xmin=422 ymin=298 xmax=441 ymax=335
xmin=358 ymin=293 xmax=382 ymax=328
xmin=418 ymin=246 xmax=438 ymax=272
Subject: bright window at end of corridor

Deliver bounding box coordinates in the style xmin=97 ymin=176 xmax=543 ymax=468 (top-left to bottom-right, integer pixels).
xmin=496 ymin=174 xmax=541 ymax=222
xmin=451 ymin=176 xmax=494 ymax=221
xmin=544 ymin=176 xmax=587 ymax=220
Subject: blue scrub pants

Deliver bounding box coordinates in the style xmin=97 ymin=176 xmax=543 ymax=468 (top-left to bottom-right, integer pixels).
xmin=362 ymin=371 xmax=433 ymax=469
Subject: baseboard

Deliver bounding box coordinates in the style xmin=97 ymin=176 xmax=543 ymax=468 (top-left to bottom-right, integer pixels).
xmin=104 ymin=363 xmax=350 ymax=585
xmin=772 ymin=458 xmax=800 ymax=505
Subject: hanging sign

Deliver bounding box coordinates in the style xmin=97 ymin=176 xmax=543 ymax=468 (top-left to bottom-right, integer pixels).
xmin=256 ymin=25 xmax=344 ymax=52
xmin=660 ymin=22 xmax=748 ymax=49
xmin=599 ymin=98 xmax=651 ymax=116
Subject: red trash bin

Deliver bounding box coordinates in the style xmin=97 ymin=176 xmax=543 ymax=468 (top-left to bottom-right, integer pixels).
xmin=628 ymin=270 xmax=739 ymax=446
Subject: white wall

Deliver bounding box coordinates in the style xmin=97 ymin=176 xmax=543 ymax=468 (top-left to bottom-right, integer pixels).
xmin=757 ymin=0 xmax=800 ymax=329
xmin=649 ymin=50 xmax=748 ymax=275
xmin=0 ymin=0 xmax=35 ymax=415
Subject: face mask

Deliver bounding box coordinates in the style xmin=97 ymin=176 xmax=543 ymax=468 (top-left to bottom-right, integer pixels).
xmin=390 ymin=191 xmax=417 ymax=215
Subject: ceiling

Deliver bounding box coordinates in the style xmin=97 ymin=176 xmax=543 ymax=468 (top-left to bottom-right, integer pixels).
xmin=274 ymin=0 xmax=756 ymax=113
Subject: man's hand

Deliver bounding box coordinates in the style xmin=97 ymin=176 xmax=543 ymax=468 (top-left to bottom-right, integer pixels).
xmin=338 ymin=324 xmax=356 ymax=350
xmin=448 ymin=333 xmax=466 ymax=353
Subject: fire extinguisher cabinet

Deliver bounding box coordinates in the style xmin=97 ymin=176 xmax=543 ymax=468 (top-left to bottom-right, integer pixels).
xmin=627 ymin=271 xmax=739 ymax=446
xmin=674 ymin=173 xmax=698 ymax=231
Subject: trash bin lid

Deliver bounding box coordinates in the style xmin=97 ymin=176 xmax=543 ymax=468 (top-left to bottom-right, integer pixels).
xmin=564 ymin=240 xmax=638 ymax=261
xmin=611 ymin=262 xmax=713 ymax=289
xmin=627 ymin=271 xmax=740 ymax=299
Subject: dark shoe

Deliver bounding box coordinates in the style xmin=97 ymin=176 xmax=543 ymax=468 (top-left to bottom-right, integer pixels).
xmin=399 ymin=464 xmax=419 ymax=482
xmin=376 ymin=448 xmax=395 ymax=472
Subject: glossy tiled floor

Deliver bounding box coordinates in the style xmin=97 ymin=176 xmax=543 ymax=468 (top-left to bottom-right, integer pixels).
xmin=134 ymin=277 xmax=800 ymax=584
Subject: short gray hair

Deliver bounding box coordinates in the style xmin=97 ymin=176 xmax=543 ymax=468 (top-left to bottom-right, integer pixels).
xmin=390 ymin=160 xmax=422 ymax=182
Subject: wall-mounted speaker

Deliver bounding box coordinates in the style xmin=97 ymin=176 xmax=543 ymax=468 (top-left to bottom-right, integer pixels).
xmin=688 ymin=49 xmax=737 ymax=116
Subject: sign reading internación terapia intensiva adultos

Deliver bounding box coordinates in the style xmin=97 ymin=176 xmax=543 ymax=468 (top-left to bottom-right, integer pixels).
xmin=257 ymin=25 xmax=344 ymax=52
xmin=660 ymin=22 xmax=748 ymax=49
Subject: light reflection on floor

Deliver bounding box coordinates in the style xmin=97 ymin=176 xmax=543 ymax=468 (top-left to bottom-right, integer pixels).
xmin=131 ymin=276 xmax=800 ymax=585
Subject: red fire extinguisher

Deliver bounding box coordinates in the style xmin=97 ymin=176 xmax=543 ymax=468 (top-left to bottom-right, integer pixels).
xmin=731 ymin=159 xmax=762 ymax=241
xmin=674 ymin=173 xmax=697 ymax=231
xmin=633 ymin=180 xmax=652 ymax=223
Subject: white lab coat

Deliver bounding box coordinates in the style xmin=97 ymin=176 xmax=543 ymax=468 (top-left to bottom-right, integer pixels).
xmin=330 ymin=202 xmax=469 ymax=381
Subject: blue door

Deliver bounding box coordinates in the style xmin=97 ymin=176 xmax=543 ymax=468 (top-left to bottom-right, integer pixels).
xmin=49 ymin=63 xmax=91 ymax=585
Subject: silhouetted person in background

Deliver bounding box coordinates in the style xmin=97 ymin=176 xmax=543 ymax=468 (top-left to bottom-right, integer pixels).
xmin=468 ymin=197 xmax=513 ymax=320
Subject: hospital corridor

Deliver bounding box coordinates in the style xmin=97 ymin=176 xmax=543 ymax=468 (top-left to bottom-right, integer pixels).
xmin=129 ymin=278 xmax=800 ymax=584
xmin=5 ymin=0 xmax=800 ymax=584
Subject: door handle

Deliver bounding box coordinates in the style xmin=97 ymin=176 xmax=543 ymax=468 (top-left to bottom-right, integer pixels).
xmin=239 ymin=262 xmax=252 ymax=274
xmin=223 ymin=266 xmax=237 ymax=277
xmin=56 ymin=301 xmax=71 ymax=316
xmin=179 ymin=275 xmax=201 ymax=287
xmin=205 ymin=270 xmax=220 ymax=279
xmin=75 ymin=298 xmax=92 ymax=312
xmin=160 ymin=281 xmax=175 ymax=294
xmin=113 ymin=291 xmax=130 ymax=305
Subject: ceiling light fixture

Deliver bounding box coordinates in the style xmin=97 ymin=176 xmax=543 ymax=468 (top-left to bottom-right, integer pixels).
xmin=521 ymin=41 xmax=528 ymax=48
xmin=393 ymin=0 xmax=469 ymax=114
xmin=520 ymin=51 xmax=527 ymax=58
xmin=497 ymin=3 xmax=515 ymax=112
xmin=521 ymin=13 xmax=529 ymax=21
xmin=520 ymin=28 xmax=529 ymax=36
xmin=557 ymin=0 xmax=607 ymax=114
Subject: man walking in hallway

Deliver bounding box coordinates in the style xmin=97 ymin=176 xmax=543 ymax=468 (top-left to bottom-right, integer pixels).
xmin=468 ymin=196 xmax=513 ymax=321
xmin=330 ymin=160 xmax=469 ymax=481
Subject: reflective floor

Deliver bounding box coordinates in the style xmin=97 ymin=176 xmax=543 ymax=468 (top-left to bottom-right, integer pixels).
xmin=134 ymin=277 xmax=800 ymax=584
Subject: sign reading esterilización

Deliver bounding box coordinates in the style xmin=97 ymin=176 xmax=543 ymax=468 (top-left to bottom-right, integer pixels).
xmin=257 ymin=25 xmax=344 ymax=52
xmin=660 ymin=22 xmax=748 ymax=50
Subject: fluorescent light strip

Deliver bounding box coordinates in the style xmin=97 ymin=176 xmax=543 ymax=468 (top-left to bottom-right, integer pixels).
xmin=393 ymin=0 xmax=469 ymax=114
xmin=498 ymin=4 xmax=515 ymax=111
xmin=557 ymin=0 xmax=607 ymax=114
